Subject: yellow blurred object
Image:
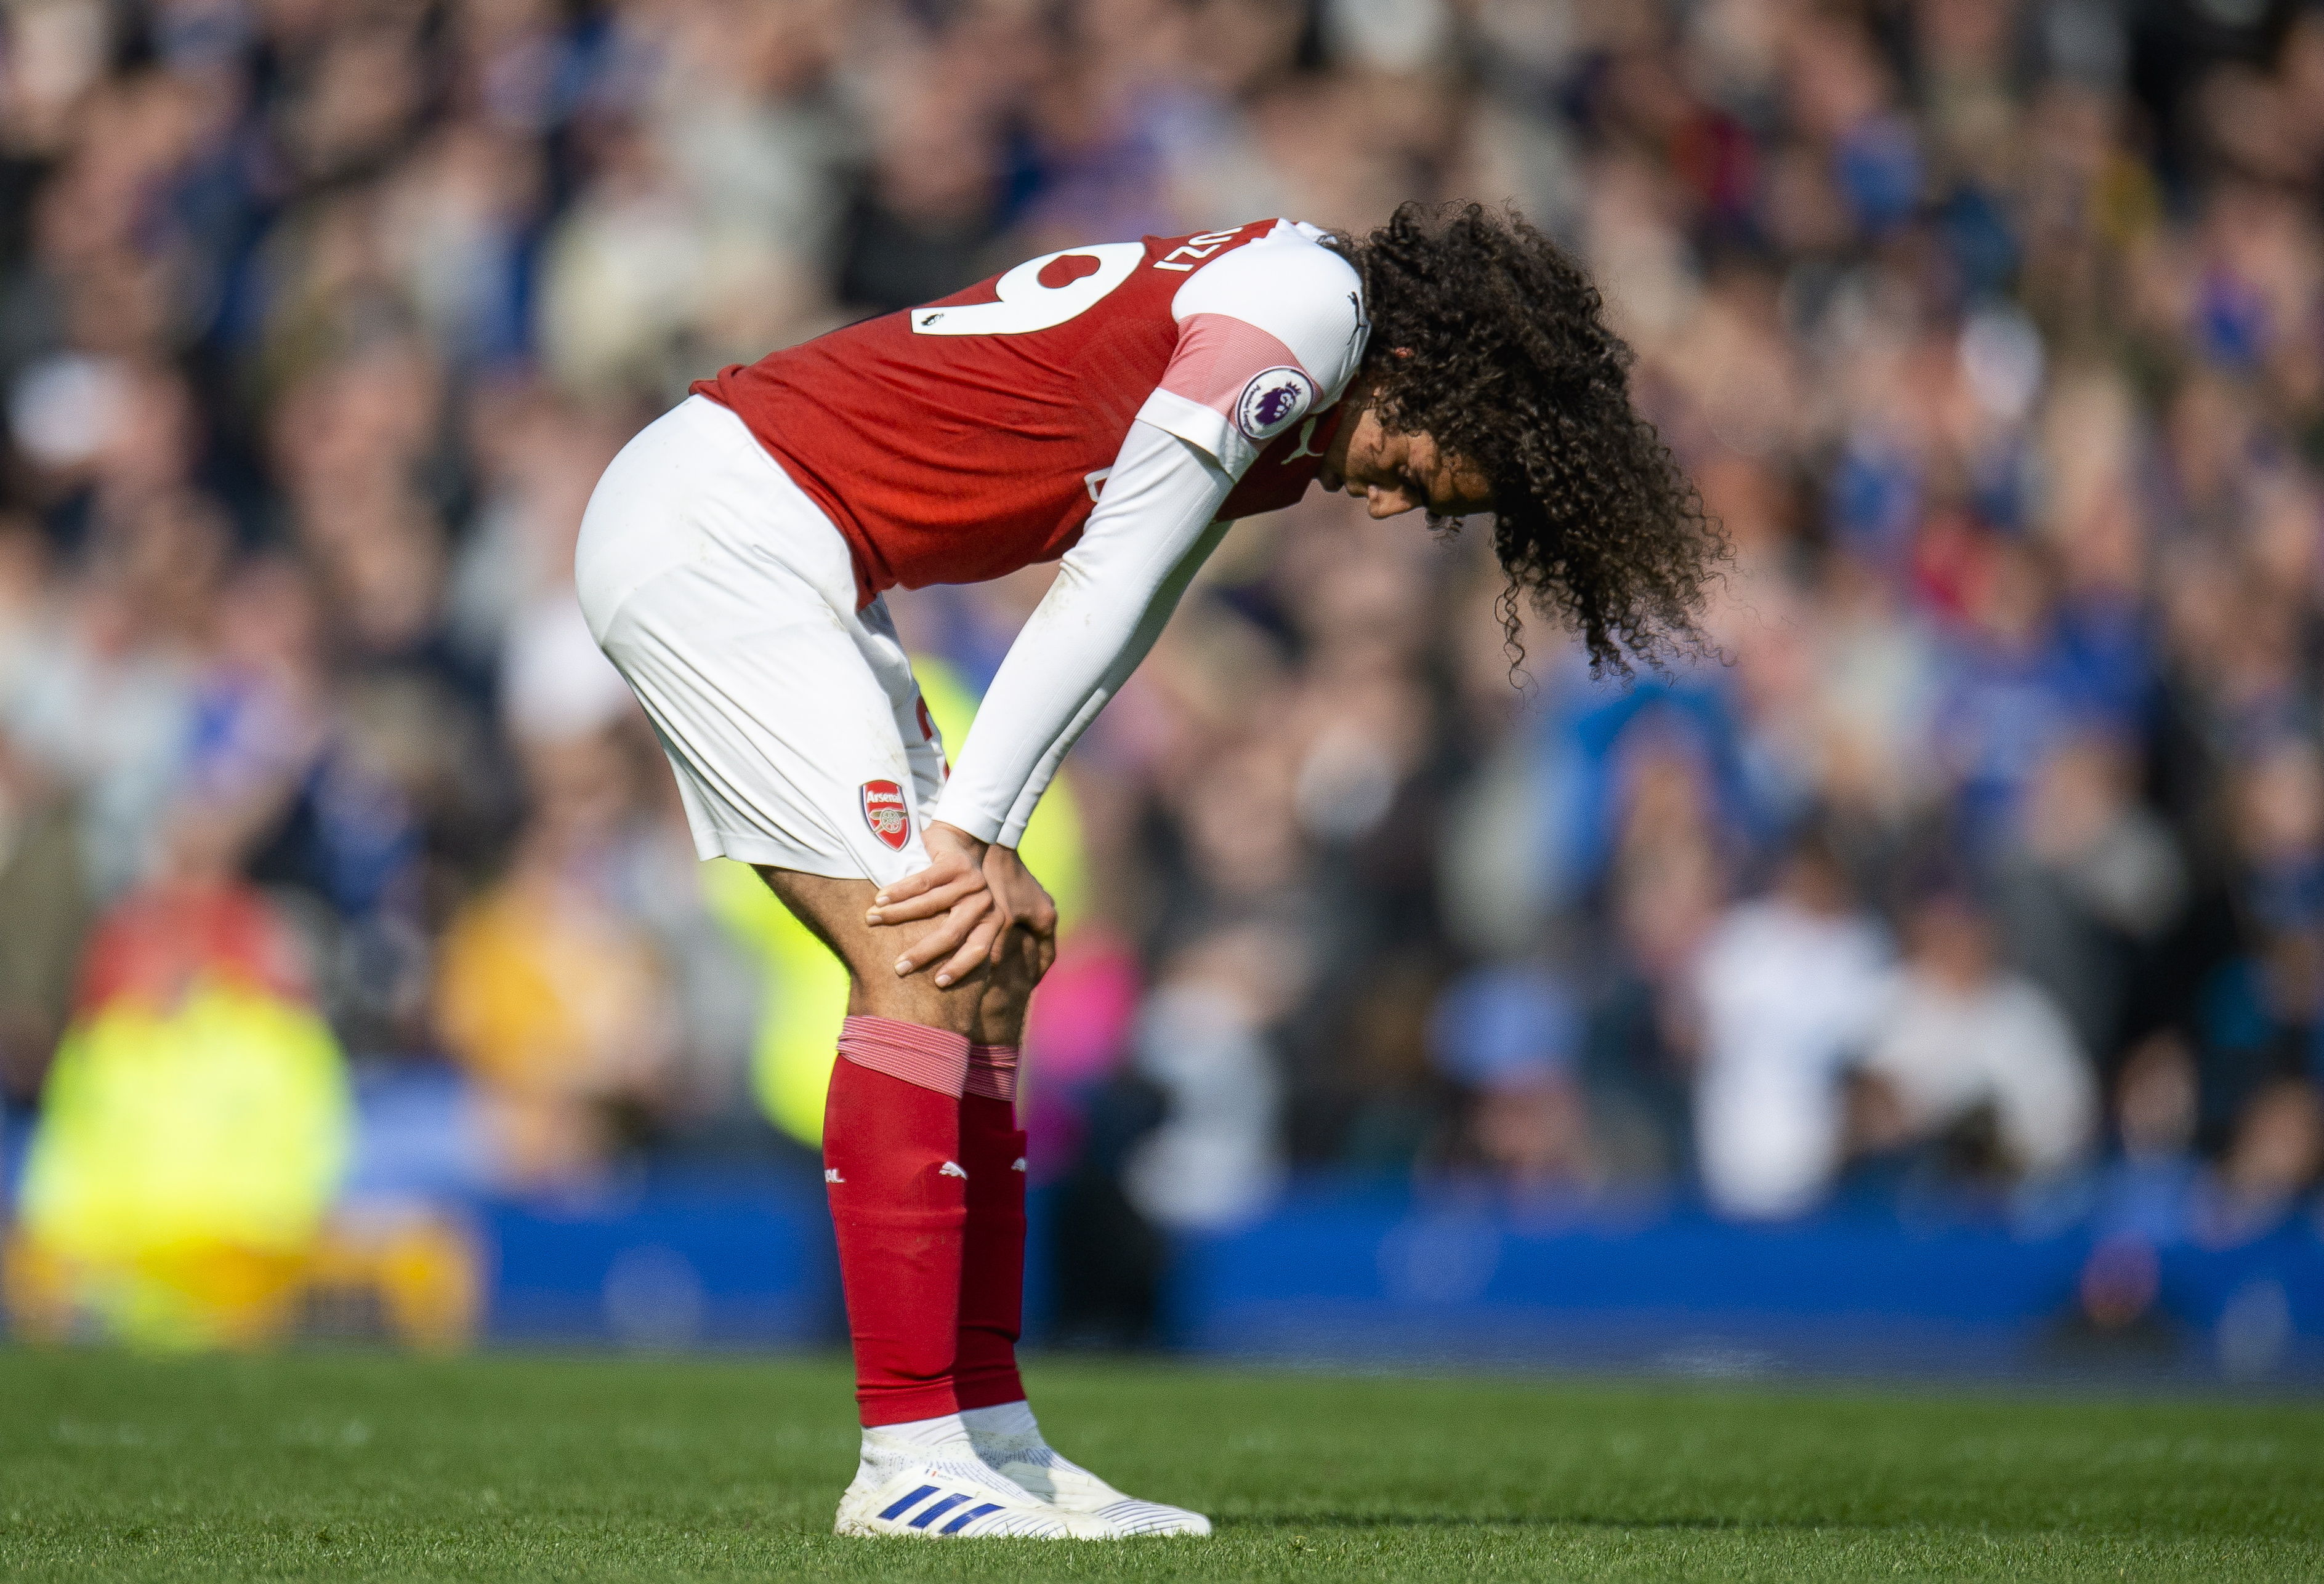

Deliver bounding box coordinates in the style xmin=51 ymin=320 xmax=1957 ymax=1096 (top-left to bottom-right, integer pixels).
xmin=436 ymin=876 xmax=668 ymax=1097
xmin=4 ymin=1213 xmax=482 ymax=1352
xmin=435 ymin=870 xmax=671 ymax=1184
xmin=6 ymin=979 xmax=353 ymax=1348
xmin=704 ymin=654 xmax=1089 ymax=1147
xmin=701 ymin=856 xmax=850 ymax=1146
xmin=1 ymin=1228 xmax=309 ymax=1349
xmin=303 ymin=1214 xmax=482 ymax=1351
xmin=20 ymin=981 xmax=350 ymax=1260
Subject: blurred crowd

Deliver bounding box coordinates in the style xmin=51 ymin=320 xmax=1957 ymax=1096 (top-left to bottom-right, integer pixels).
xmin=0 ymin=0 xmax=2321 ymax=1346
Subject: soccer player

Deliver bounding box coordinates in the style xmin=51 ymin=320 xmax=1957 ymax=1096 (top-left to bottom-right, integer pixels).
xmin=575 ymin=203 xmax=1719 ymax=1539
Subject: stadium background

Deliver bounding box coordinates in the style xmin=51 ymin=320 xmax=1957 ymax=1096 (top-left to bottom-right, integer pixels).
xmin=0 ymin=0 xmax=2318 ymax=1383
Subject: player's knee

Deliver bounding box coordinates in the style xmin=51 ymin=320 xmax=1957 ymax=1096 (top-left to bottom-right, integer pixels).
xmin=989 ymin=981 xmax=1036 ymax=1031
xmin=964 ymin=959 xmax=1038 ymax=1048
xmin=851 ymin=971 xmax=985 ymax=1038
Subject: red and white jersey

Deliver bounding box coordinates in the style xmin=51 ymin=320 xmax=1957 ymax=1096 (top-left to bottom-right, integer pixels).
xmin=694 ymin=218 xmax=1369 ymax=603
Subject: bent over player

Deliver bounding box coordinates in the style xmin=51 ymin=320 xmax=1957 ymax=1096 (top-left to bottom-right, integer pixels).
xmin=575 ymin=203 xmax=1721 ymax=1539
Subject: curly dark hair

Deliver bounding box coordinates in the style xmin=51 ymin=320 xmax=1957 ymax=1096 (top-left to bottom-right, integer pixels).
xmin=1348 ymin=202 xmax=1725 ymax=673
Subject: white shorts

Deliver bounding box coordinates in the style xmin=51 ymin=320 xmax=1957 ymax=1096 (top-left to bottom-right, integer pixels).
xmin=574 ymin=395 xmax=945 ymax=886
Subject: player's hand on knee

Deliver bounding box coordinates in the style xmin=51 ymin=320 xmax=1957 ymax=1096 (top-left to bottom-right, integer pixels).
xmin=982 ymin=845 xmax=1058 ymax=975
xmin=866 ymin=824 xmax=988 ymax=927
xmin=874 ymin=822 xmax=1001 ymax=989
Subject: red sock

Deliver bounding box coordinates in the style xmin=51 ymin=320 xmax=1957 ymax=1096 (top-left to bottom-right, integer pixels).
xmin=957 ymin=1042 xmax=1027 ymax=1409
xmin=823 ymin=1017 xmax=972 ymax=1427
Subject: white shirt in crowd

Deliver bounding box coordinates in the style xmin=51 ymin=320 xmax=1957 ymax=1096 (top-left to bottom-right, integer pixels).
xmin=1863 ymin=970 xmax=2096 ymax=1180
xmin=1692 ymin=898 xmax=1891 ymax=1221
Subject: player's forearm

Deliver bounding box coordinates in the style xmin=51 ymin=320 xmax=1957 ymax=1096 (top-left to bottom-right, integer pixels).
xmin=932 ymin=423 xmax=1235 ymax=843
xmin=993 ymin=514 xmax=1230 ymax=844
xmin=931 ymin=581 xmax=1153 ymax=846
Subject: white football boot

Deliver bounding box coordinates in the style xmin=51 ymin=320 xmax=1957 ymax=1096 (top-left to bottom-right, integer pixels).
xmin=834 ymin=1425 xmax=1118 ymax=1538
xmin=965 ymin=1406 xmax=1212 ymax=1537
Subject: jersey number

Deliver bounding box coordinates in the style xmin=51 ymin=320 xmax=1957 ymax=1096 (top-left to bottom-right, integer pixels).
xmin=909 ymin=243 xmax=1145 ymax=337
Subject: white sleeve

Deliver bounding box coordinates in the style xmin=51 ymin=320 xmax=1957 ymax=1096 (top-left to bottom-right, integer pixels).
xmin=1134 ymin=222 xmax=1370 ymax=475
xmin=930 ymin=419 xmax=1236 ymax=847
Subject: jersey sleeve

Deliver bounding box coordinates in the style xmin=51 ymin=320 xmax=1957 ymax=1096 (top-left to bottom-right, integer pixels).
xmin=929 ymin=420 xmax=1238 ymax=847
xmin=1134 ymin=224 xmax=1370 ymax=478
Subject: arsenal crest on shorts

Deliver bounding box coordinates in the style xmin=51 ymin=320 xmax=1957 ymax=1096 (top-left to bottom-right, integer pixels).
xmin=860 ymin=780 xmax=911 ymax=851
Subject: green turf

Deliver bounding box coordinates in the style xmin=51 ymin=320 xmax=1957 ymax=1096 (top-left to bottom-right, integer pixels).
xmin=0 ymin=1348 xmax=2318 ymax=1581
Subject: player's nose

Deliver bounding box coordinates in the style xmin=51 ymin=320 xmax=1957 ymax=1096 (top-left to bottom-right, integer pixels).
xmin=1364 ymin=486 xmax=1420 ymax=519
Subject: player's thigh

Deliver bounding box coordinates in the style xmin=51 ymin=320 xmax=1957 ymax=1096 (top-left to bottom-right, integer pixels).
xmin=852 ymin=595 xmax=947 ymax=813
xmin=599 ymin=557 xmax=938 ymax=886
xmin=756 ymin=866 xmax=994 ymax=1035
xmin=578 ymin=400 xmax=940 ymax=887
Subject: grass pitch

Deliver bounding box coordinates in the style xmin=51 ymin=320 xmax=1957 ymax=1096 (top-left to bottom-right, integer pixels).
xmin=0 ymin=1348 xmax=2317 ymax=1580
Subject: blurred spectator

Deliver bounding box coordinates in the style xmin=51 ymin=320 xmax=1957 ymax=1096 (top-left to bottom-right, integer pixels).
xmin=0 ymin=736 xmax=91 ymax=1106
xmin=434 ymin=721 xmax=676 ymax=1189
xmin=1122 ymin=928 xmax=1288 ymax=1232
xmin=1692 ymin=830 xmax=1890 ymax=1220
xmin=1858 ymin=888 xmax=2097 ymax=1189
xmin=836 ymin=65 xmax=1003 ymax=313
xmin=1995 ymin=733 xmax=2185 ymax=1067
xmin=2092 ymin=1032 xmax=2205 ymax=1247
xmin=1429 ymin=963 xmax=1594 ymax=1194
xmin=7 ymin=803 xmax=349 ymax=1347
xmin=2190 ymin=1078 xmax=2324 ymax=1248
